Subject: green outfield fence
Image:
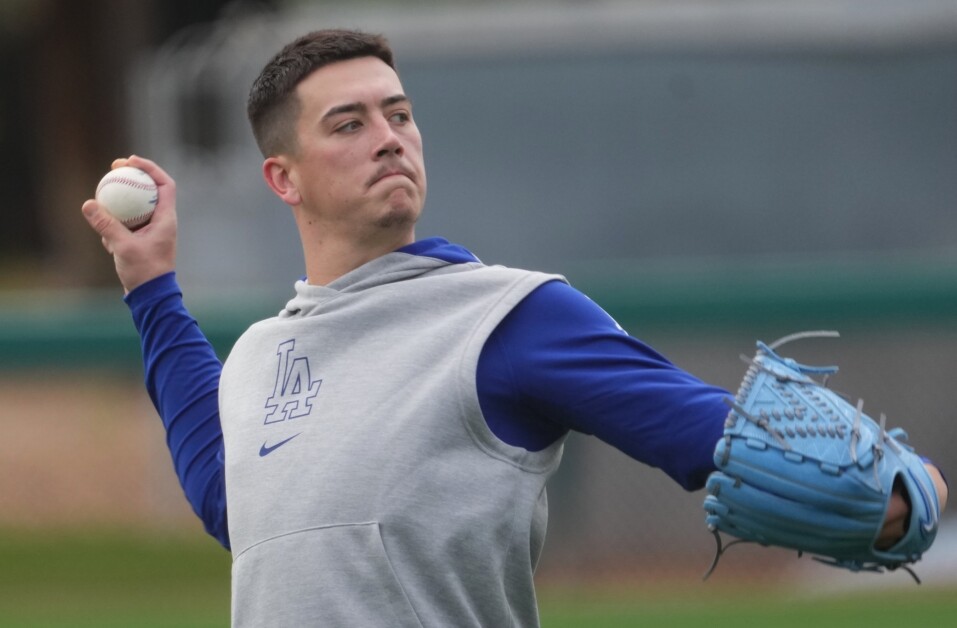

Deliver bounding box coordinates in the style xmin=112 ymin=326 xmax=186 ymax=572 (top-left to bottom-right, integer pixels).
xmin=3 ymin=255 xmax=957 ymax=370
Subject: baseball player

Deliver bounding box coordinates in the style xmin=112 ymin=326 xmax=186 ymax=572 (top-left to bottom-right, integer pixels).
xmin=81 ymin=29 xmax=947 ymax=628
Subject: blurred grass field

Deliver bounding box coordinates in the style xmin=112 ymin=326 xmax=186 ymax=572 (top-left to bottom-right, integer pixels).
xmin=0 ymin=529 xmax=954 ymax=628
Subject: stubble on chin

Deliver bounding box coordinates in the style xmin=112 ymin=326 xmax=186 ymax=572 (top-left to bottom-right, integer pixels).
xmin=374 ymin=188 xmax=422 ymax=230
xmin=374 ymin=205 xmax=419 ymax=231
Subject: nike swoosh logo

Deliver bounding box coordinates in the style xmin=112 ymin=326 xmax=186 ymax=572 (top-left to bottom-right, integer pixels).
xmin=259 ymin=433 xmax=301 ymax=457
xmin=909 ymin=468 xmax=940 ymax=535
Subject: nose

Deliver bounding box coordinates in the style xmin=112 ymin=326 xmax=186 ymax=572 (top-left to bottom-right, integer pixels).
xmin=375 ymin=138 xmax=403 ymax=159
xmin=373 ymin=120 xmax=404 ymax=159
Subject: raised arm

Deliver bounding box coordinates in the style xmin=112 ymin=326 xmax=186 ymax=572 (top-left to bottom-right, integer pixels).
xmin=82 ymin=157 xmax=229 ymax=548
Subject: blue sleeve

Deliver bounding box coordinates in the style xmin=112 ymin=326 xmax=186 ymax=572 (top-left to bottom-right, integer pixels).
xmin=125 ymin=272 xmax=230 ymax=549
xmin=477 ymin=280 xmax=730 ymax=491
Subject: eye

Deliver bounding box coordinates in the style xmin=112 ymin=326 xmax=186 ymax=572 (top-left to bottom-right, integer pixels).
xmin=335 ymin=120 xmax=362 ymax=134
xmin=389 ymin=111 xmax=411 ymax=124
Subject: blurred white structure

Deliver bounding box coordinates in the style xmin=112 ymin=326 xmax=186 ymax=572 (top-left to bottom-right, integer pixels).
xmin=130 ymin=0 xmax=957 ymax=300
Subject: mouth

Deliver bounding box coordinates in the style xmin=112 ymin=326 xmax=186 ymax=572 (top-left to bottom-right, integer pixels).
xmin=368 ymin=166 xmax=414 ymax=188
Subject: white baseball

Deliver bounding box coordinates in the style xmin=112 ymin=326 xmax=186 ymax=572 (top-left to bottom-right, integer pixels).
xmin=95 ymin=166 xmax=158 ymax=229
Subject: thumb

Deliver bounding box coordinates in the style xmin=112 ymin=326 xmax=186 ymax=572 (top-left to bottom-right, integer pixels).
xmin=81 ymin=199 xmax=130 ymax=248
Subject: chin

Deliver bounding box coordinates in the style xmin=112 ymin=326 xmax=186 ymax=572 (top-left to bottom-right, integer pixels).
xmin=376 ymin=206 xmax=420 ymax=230
xmin=375 ymin=189 xmax=422 ymax=229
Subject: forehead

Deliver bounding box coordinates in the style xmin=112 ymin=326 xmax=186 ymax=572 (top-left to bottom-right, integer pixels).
xmin=297 ymin=56 xmax=405 ymax=112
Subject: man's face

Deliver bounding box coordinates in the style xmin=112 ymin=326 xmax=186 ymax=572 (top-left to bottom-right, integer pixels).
xmin=285 ymin=56 xmax=426 ymax=237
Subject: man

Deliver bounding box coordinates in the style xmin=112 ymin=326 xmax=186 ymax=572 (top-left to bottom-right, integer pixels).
xmin=82 ymin=29 xmax=947 ymax=627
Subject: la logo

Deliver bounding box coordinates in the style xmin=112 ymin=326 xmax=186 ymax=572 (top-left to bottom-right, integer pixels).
xmin=264 ymin=339 xmax=322 ymax=424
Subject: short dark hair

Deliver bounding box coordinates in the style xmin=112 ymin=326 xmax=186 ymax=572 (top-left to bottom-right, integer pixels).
xmin=247 ymin=29 xmax=395 ymax=157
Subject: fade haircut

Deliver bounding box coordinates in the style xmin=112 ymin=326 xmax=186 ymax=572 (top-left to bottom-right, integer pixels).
xmin=247 ymin=29 xmax=396 ymax=157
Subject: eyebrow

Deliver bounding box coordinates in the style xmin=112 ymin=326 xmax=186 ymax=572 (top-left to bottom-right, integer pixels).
xmin=321 ymin=94 xmax=411 ymax=122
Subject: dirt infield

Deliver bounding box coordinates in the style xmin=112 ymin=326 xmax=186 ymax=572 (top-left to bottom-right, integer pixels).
xmin=0 ymin=373 xmax=198 ymax=529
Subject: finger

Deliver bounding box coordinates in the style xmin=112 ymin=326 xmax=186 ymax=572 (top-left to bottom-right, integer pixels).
xmin=81 ymin=198 xmax=131 ymax=243
xmin=875 ymin=521 xmax=906 ymax=549
xmin=875 ymin=488 xmax=909 ymax=549
xmin=108 ymin=155 xmax=175 ymax=202
xmin=875 ymin=519 xmax=906 ymax=549
xmin=885 ymin=488 xmax=909 ymax=522
xmin=125 ymin=154 xmax=175 ymax=189
xmin=925 ymin=463 xmax=948 ymax=512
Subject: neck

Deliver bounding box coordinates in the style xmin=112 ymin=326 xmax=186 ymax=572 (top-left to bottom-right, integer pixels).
xmin=299 ymin=222 xmax=416 ymax=286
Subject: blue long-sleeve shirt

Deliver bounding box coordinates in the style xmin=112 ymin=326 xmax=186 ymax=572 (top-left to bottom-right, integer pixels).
xmin=126 ymin=237 xmax=729 ymax=550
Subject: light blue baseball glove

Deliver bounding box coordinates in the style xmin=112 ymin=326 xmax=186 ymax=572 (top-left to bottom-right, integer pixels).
xmin=703 ymin=331 xmax=941 ymax=582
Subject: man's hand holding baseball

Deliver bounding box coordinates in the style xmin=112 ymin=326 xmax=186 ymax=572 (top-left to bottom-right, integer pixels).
xmin=82 ymin=155 xmax=177 ymax=293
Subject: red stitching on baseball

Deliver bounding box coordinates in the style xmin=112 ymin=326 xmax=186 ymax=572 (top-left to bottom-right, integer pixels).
xmin=96 ymin=176 xmax=157 ymax=194
xmin=123 ymin=210 xmax=154 ymax=226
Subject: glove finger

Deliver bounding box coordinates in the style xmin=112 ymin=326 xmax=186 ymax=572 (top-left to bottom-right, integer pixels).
xmin=706 ymin=505 xmax=877 ymax=557
xmin=705 ymin=474 xmax=881 ymax=553
xmin=716 ymin=442 xmax=888 ymax=516
xmin=707 ymin=472 xmax=883 ymax=531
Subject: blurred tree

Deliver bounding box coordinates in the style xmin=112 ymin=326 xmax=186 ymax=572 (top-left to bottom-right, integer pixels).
xmin=0 ymin=0 xmax=45 ymax=286
xmin=0 ymin=0 xmax=275 ymax=289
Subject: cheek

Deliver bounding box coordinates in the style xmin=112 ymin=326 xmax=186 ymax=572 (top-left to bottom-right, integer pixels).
xmin=406 ymin=134 xmax=426 ymax=171
xmin=308 ymin=148 xmax=362 ymax=192
xmin=408 ymin=128 xmax=424 ymax=153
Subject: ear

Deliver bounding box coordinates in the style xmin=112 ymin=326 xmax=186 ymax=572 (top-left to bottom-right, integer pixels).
xmin=262 ymin=156 xmax=302 ymax=206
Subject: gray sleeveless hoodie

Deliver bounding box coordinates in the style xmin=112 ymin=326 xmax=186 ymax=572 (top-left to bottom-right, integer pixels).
xmin=219 ymin=251 xmax=566 ymax=627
